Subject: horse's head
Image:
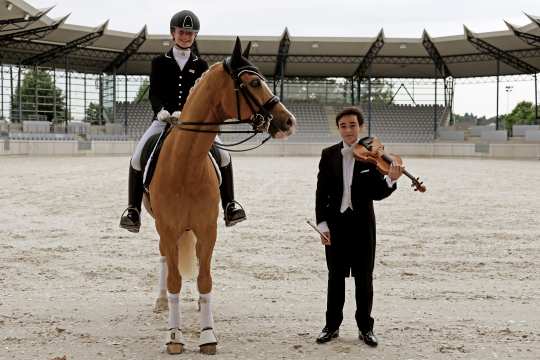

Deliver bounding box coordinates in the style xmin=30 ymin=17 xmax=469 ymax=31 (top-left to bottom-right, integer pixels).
xmin=221 ymin=37 xmax=296 ymax=139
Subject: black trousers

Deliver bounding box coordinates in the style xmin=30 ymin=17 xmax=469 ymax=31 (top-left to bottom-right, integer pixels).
xmin=324 ymin=209 xmax=375 ymax=332
xmin=325 ymin=272 xmax=374 ymax=332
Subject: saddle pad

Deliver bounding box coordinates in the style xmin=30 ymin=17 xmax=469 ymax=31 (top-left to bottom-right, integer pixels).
xmin=142 ymin=130 xmax=222 ymax=190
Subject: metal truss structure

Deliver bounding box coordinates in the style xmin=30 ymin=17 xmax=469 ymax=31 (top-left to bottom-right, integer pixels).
xmin=355 ymin=29 xmax=385 ymax=79
xmin=422 ymin=30 xmax=452 ymax=78
xmin=103 ymin=25 xmax=147 ymax=74
xmin=21 ymin=20 xmax=109 ymax=66
xmin=0 ymin=6 xmax=53 ymax=32
xmin=0 ymin=14 xmax=68 ymax=46
xmin=464 ymin=26 xmax=539 ymax=74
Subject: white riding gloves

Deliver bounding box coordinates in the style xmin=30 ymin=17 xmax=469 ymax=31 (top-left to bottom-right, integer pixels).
xmin=157 ymin=109 xmax=171 ymax=122
xmin=171 ymin=111 xmax=181 ymax=119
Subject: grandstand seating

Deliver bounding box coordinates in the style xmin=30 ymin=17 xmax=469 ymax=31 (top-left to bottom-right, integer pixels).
xmin=22 ymin=120 xmax=51 ymax=133
xmin=354 ymin=103 xmax=443 ymax=143
xmin=1 ymin=101 xmax=445 ymax=144
xmin=115 ymin=102 xmax=153 ymax=137
xmin=8 ymin=132 xmax=77 ymax=141
xmin=87 ymin=134 xmax=130 ymax=141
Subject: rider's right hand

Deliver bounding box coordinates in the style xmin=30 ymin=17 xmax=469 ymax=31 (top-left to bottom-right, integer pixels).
xmin=157 ymin=109 xmax=171 ymax=122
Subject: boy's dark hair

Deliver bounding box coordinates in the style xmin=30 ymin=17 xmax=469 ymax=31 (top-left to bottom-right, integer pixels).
xmin=335 ymin=107 xmax=364 ymax=127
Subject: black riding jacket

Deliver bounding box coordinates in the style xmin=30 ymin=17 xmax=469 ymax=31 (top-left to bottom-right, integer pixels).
xmin=149 ymin=48 xmax=209 ymax=118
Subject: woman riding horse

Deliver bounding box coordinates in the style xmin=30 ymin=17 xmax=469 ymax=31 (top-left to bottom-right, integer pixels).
xmin=119 ymin=10 xmax=246 ymax=233
xmin=149 ymin=39 xmax=296 ymax=354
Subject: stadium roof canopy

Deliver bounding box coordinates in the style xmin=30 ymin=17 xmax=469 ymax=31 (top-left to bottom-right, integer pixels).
xmin=1 ymin=0 xmax=540 ymax=78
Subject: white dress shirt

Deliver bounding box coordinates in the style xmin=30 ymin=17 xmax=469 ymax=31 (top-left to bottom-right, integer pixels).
xmin=318 ymin=139 xmax=396 ymax=234
xmin=172 ymin=46 xmax=190 ymax=70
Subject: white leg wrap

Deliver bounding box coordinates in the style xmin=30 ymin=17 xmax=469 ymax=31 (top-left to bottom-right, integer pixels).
xmin=199 ymin=292 xmax=214 ymax=330
xmin=199 ymin=327 xmax=218 ymax=347
xmin=168 ymin=292 xmax=181 ymax=330
xmin=158 ymin=256 xmax=167 ymax=297
xmin=166 ymin=328 xmax=185 ymax=346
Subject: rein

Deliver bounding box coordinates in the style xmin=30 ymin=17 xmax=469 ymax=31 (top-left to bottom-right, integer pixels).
xmin=168 ymin=59 xmax=280 ymax=151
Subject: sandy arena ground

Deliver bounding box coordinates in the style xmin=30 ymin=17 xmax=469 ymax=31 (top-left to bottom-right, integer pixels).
xmin=0 ymin=155 xmax=539 ymax=360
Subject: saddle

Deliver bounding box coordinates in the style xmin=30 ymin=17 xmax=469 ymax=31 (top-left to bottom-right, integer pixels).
xmin=141 ymin=126 xmax=222 ymax=192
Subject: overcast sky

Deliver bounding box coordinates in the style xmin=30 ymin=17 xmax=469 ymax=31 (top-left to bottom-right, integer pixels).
xmin=27 ymin=0 xmax=540 ymax=117
xmin=29 ymin=0 xmax=539 ymax=37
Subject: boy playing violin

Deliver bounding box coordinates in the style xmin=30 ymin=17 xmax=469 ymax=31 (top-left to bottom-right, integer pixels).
xmin=315 ymin=106 xmax=403 ymax=346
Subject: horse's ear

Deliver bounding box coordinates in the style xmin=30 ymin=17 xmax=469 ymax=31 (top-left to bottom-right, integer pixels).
xmin=242 ymin=41 xmax=252 ymax=59
xmin=231 ymin=37 xmax=243 ymax=65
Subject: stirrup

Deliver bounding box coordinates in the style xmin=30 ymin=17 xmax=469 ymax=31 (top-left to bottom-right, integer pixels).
xmin=224 ymin=201 xmax=246 ymax=227
xmin=119 ymin=207 xmax=141 ymax=233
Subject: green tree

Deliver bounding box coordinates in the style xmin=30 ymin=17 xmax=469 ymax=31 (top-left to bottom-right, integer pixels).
xmin=134 ymin=79 xmax=150 ymax=103
xmin=85 ymin=102 xmax=102 ymax=125
xmin=11 ymin=68 xmax=65 ymax=122
xmin=358 ymin=79 xmax=394 ymax=104
xmin=503 ymin=101 xmax=536 ymax=130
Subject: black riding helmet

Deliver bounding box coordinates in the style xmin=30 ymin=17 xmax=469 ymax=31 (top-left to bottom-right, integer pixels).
xmin=170 ymin=10 xmax=200 ymax=33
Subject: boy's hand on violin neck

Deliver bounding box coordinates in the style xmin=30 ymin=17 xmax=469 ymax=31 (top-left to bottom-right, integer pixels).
xmin=388 ymin=162 xmax=404 ymax=181
xmin=371 ymin=144 xmax=384 ymax=156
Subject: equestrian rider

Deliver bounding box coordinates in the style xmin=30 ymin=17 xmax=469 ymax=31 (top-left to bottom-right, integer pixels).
xmin=119 ymin=10 xmax=247 ymax=232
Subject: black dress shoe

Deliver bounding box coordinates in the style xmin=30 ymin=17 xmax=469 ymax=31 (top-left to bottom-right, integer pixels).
xmin=316 ymin=326 xmax=339 ymax=344
xmin=359 ymin=330 xmax=378 ymax=347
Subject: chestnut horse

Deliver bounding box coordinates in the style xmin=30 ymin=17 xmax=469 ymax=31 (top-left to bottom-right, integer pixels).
xmin=145 ymin=38 xmax=296 ymax=354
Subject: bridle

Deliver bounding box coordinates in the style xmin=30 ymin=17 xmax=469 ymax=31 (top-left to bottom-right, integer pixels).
xmin=169 ymin=58 xmax=282 ymax=151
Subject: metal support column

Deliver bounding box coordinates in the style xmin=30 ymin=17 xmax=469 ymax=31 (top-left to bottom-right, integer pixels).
xmin=124 ymin=62 xmax=128 ymax=135
xmin=535 ymin=73 xmax=538 ymax=121
xmin=83 ymin=72 xmax=87 ymax=121
xmin=325 ymin=80 xmax=328 ymax=103
xmin=99 ymin=74 xmax=103 ymax=125
xmin=34 ymin=66 xmax=38 ymax=118
xmin=64 ymin=56 xmax=68 ymax=132
xmin=1 ymin=62 xmax=3 ymax=119
xmin=351 ymin=77 xmax=355 ymax=104
xmin=112 ymin=70 xmax=117 ymax=124
xmin=434 ymin=66 xmax=438 ymax=138
xmin=10 ymin=65 xmax=13 ymax=121
xmin=357 ymin=77 xmax=361 ymax=105
xmin=17 ymin=64 xmax=22 ymax=122
xmin=368 ymin=77 xmax=372 ymax=136
xmin=53 ymin=68 xmax=56 ymax=121
xmin=496 ymin=60 xmax=500 ymax=130
xmin=279 ymin=61 xmax=284 ymax=101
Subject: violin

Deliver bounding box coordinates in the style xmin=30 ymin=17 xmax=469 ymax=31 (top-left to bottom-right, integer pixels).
xmin=352 ymin=137 xmax=426 ymax=193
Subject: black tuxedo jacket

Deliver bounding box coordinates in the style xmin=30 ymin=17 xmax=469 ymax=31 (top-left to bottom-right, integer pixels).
xmin=315 ymin=141 xmax=396 ymax=276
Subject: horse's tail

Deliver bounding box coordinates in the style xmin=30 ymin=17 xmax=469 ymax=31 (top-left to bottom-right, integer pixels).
xmin=178 ymin=230 xmax=198 ymax=279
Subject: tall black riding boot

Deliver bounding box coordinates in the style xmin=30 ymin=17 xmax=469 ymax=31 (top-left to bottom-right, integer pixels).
xmin=119 ymin=165 xmax=144 ymax=233
xmin=219 ymin=162 xmax=247 ymax=227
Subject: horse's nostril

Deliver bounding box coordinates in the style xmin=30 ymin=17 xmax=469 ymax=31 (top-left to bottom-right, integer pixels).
xmin=286 ymin=118 xmax=293 ymax=127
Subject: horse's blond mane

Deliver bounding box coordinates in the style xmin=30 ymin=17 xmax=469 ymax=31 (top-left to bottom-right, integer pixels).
xmin=189 ymin=62 xmax=221 ymax=96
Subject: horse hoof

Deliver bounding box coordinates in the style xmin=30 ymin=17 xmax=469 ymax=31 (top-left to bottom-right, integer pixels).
xmin=200 ymin=344 xmax=217 ymax=355
xmin=166 ymin=343 xmax=184 ymax=354
xmin=154 ymin=297 xmax=168 ymax=313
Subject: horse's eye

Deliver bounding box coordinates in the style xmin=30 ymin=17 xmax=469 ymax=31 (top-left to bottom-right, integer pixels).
xmin=250 ymin=79 xmax=261 ymax=88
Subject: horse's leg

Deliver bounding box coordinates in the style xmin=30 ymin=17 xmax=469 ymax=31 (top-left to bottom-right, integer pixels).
xmin=161 ymin=230 xmax=185 ymax=355
xmin=153 ymin=241 xmax=168 ymax=313
xmin=194 ymin=224 xmax=218 ymax=355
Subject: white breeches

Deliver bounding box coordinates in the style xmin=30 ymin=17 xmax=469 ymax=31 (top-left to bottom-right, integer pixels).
xmin=131 ymin=119 xmax=167 ymax=171
xmin=131 ymin=121 xmax=231 ymax=171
